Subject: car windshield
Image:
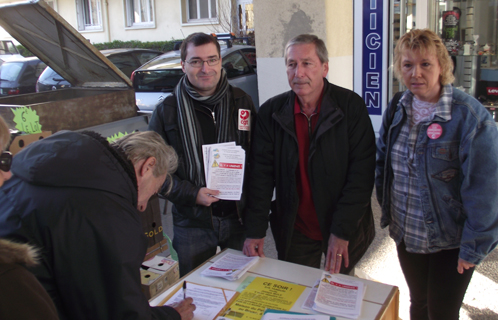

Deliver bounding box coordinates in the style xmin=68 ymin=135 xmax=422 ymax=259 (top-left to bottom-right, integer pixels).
xmin=38 ymin=67 xmax=65 ymax=82
xmin=0 ymin=62 xmax=23 ymax=81
xmin=142 ymin=56 xmax=182 ymax=70
xmin=134 ymin=56 xmax=184 ymax=92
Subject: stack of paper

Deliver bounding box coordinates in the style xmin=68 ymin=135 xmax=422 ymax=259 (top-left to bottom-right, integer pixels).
xmin=303 ymin=272 xmax=365 ymax=319
xmin=202 ymin=142 xmax=246 ymax=200
xmin=201 ymin=253 xmax=259 ymax=281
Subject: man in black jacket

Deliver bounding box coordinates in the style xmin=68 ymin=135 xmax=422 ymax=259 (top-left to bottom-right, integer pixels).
xmin=149 ymin=33 xmax=257 ymax=276
xmin=0 ymin=131 xmax=195 ymax=320
xmin=243 ymin=34 xmax=376 ymax=274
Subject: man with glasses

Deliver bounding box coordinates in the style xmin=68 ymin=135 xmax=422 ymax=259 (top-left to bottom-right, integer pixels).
xmin=149 ymin=32 xmax=257 ymax=276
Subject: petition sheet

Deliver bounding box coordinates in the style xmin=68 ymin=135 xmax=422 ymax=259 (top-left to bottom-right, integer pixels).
xmin=164 ymin=282 xmax=236 ymax=320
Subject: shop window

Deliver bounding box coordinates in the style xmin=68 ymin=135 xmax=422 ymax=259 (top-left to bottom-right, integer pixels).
xmin=436 ymin=0 xmax=498 ymax=109
xmin=125 ymin=0 xmax=155 ymax=28
xmin=76 ymin=0 xmax=102 ymax=31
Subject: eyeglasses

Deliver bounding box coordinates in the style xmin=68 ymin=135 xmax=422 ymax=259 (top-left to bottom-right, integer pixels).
xmin=0 ymin=151 xmax=12 ymax=172
xmin=185 ymin=57 xmax=220 ymax=68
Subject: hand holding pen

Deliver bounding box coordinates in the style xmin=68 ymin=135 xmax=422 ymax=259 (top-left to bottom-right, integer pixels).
xmin=173 ymin=282 xmax=195 ymax=320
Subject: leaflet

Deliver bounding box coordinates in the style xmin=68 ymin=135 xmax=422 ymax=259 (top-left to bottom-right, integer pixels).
xmin=201 ymin=252 xmax=259 ymax=281
xmin=202 ymin=142 xmax=245 ymax=200
xmin=203 ymin=142 xmax=236 ymax=182
xmin=224 ymin=277 xmax=306 ymax=320
xmin=301 ymin=280 xmax=320 ymax=311
xmin=312 ymin=272 xmax=365 ymax=319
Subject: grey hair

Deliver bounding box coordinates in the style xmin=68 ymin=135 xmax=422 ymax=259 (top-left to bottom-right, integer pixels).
xmin=112 ymin=131 xmax=178 ymax=192
xmin=284 ymin=34 xmax=329 ymax=64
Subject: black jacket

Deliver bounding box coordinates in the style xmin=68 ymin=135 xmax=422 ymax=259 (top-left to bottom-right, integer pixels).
xmin=0 ymin=131 xmax=180 ymax=320
xmin=244 ymin=79 xmax=376 ymax=272
xmin=148 ymin=86 xmax=257 ymax=229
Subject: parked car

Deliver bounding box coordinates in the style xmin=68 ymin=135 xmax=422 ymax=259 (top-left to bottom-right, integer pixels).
xmin=36 ymin=48 xmax=163 ymax=92
xmin=0 ymin=56 xmax=46 ymax=96
xmin=0 ymin=39 xmax=23 ymax=65
xmin=131 ymin=45 xmax=259 ymax=113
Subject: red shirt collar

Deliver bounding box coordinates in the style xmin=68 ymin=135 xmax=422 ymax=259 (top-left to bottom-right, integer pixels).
xmin=293 ymin=89 xmax=324 ymax=115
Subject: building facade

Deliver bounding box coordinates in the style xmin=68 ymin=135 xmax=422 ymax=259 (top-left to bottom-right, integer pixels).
xmin=0 ymin=0 xmax=250 ymax=43
xmin=1 ymin=0 xmax=496 ymax=134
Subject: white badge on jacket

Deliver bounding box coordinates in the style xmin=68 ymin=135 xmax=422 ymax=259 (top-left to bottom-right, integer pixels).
xmin=238 ymin=109 xmax=251 ymax=131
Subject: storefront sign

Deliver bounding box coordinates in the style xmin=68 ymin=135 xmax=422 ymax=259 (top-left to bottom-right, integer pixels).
xmin=487 ymin=87 xmax=498 ymax=95
xmin=362 ymin=0 xmax=383 ymax=116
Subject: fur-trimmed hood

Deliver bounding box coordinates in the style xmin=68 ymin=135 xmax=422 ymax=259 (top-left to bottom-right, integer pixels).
xmin=0 ymin=239 xmax=39 ymax=266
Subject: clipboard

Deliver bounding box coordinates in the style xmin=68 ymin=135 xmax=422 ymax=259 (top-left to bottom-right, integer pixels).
xmin=158 ymin=281 xmax=240 ymax=320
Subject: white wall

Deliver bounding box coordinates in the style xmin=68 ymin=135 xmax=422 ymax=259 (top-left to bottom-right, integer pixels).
xmin=253 ymin=0 xmax=354 ymax=108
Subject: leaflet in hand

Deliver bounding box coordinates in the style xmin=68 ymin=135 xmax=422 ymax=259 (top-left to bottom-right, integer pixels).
xmin=202 ymin=142 xmax=245 ymax=200
xmin=309 ymin=272 xmax=365 ymax=319
xmin=201 ymin=252 xmax=259 ymax=281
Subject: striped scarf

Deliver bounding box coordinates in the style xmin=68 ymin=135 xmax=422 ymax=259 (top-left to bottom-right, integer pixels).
xmin=175 ymin=69 xmax=232 ymax=186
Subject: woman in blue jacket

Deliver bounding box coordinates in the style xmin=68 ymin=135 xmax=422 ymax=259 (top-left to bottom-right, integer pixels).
xmin=376 ymin=29 xmax=498 ymax=320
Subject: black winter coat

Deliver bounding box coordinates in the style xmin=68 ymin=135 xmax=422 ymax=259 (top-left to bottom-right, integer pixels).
xmin=0 ymin=131 xmax=180 ymax=320
xmin=244 ymin=79 xmax=376 ymax=272
xmin=148 ymin=86 xmax=257 ymax=229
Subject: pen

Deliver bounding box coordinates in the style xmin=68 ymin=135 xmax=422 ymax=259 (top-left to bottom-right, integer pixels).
xmin=183 ymin=281 xmax=187 ymax=299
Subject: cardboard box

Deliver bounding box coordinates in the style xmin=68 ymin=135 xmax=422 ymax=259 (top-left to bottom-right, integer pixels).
xmin=9 ymin=131 xmax=52 ymax=155
xmin=145 ymin=238 xmax=170 ymax=260
xmin=141 ymin=194 xmax=165 ymax=249
xmin=141 ymin=256 xmax=179 ymax=300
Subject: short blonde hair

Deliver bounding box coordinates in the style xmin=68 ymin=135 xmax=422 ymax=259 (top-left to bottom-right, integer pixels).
xmin=0 ymin=115 xmax=10 ymax=151
xmin=394 ymin=29 xmax=455 ymax=86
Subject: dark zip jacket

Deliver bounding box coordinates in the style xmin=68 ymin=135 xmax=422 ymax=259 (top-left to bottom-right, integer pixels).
xmin=0 ymin=131 xmax=180 ymax=320
xmin=244 ymin=79 xmax=376 ymax=271
xmin=148 ymin=86 xmax=256 ymax=228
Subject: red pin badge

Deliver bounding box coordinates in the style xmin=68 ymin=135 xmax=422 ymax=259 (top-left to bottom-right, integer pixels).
xmin=427 ymin=123 xmax=443 ymax=139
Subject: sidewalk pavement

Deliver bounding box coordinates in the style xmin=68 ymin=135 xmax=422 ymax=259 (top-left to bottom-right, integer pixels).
xmin=161 ymin=192 xmax=498 ymax=320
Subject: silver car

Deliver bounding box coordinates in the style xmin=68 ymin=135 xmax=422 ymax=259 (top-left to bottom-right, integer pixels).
xmin=131 ymin=45 xmax=258 ymax=113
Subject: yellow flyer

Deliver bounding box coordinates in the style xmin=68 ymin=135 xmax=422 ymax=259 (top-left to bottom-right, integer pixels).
xmin=223 ymin=277 xmax=306 ymax=320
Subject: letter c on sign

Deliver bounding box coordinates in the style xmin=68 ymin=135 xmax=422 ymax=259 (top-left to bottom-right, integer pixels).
xmin=366 ymin=33 xmax=381 ymax=50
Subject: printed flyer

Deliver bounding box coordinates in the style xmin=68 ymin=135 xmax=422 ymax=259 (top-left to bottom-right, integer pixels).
xmin=223 ymin=277 xmax=306 ymax=320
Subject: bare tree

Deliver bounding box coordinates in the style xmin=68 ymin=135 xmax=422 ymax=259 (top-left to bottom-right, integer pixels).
xmin=209 ymin=0 xmax=237 ymax=34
